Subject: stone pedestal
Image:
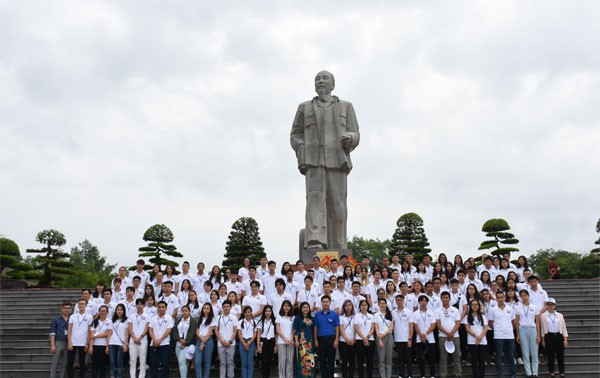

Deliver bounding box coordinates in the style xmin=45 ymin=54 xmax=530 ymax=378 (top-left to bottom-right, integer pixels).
xmin=300 ymin=248 xmax=353 ymax=264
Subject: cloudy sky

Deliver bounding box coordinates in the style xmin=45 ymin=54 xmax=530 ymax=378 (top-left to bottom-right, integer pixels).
xmin=1 ymin=1 xmax=599 ymax=271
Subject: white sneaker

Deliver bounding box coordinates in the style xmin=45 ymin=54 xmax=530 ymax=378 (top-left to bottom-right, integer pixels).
xmin=517 ymin=357 xmax=524 ymax=365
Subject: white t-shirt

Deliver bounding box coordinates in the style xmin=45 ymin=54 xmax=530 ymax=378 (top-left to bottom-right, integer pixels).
xmin=435 ymin=306 xmax=461 ymax=335
xmin=269 ymin=292 xmax=294 ymax=316
xmin=159 ymin=293 xmax=179 ymax=317
xmin=242 ymin=293 xmax=267 ymax=319
xmin=96 ymin=302 xmax=115 ymax=319
xmin=197 ymin=317 xmax=217 ymax=337
xmin=339 ymin=314 xmax=355 ymax=343
xmin=275 ymin=315 xmax=294 ymax=344
xmin=225 ymin=281 xmax=243 ymax=296
xmin=412 ymin=310 xmax=436 ymax=343
xmin=488 ymin=305 xmax=515 ymax=339
xmin=177 ymin=291 xmax=191 ymax=307
xmin=355 ymin=313 xmax=375 ymax=341
xmin=129 ymin=270 xmax=150 ymax=287
xmin=293 ymin=270 xmax=308 ymax=286
xmin=284 ymin=280 xmax=300 ymax=301
xmin=238 ymin=318 xmax=258 ymax=340
xmin=216 ymin=314 xmax=237 ymax=346
xmin=127 ymin=312 xmax=149 ymax=342
xmin=109 ymin=319 xmax=128 ymax=346
xmin=68 ymin=312 xmax=92 ymax=346
xmin=258 ymin=318 xmax=275 ymax=340
xmin=149 ymin=315 xmax=174 ymax=346
xmin=425 ymin=294 xmax=441 ymax=312
xmin=198 ymin=290 xmax=212 ymax=305
xmin=467 ymin=315 xmax=488 ymax=345
xmin=261 ymin=273 xmax=282 ymax=299
xmin=392 ymin=308 xmax=413 ymax=342
xmin=514 ymin=303 xmax=539 ymax=328
xmin=365 ymin=281 xmax=386 ymax=304
xmin=176 ymin=317 xmax=193 ymax=343
xmin=374 ymin=312 xmax=393 ymax=335
xmin=243 ymin=280 xmax=264 ymax=296
xmin=348 ymin=294 xmax=366 ymax=315
xmin=296 ymin=287 xmax=319 ymax=308
xmin=527 ymin=288 xmax=549 ymax=311
xmin=144 ymin=305 xmax=157 ymax=318
xmin=91 ymin=319 xmax=112 ymax=346
xmin=238 ymin=267 xmax=250 ymax=283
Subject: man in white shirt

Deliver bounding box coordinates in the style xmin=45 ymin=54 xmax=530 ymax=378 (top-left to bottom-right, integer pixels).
xmin=293 ymin=260 xmax=308 ymax=286
xmin=392 ymin=294 xmax=414 ymax=378
xmin=127 ymin=298 xmax=149 ymax=378
xmin=242 ymin=267 xmax=263 ymax=297
xmin=405 ymin=254 xmax=418 ymax=274
xmin=317 ymin=281 xmax=340 ymax=313
xmin=365 ymin=270 xmax=385 ymax=308
xmin=67 ymin=298 xmax=92 ymax=378
xmin=111 ymin=266 xmax=132 ymax=291
xmin=261 ymin=261 xmax=281 ymax=300
xmin=296 ymin=276 xmax=319 ymax=314
xmin=158 ymin=281 xmax=178 ymax=319
xmin=215 ymin=301 xmax=237 ymax=378
xmin=80 ymin=289 xmax=97 ymax=317
xmin=488 ymin=291 xmax=517 ymax=378
xmin=515 ymin=289 xmax=541 ymax=378
xmin=422 ymin=255 xmax=434 ymax=277
xmin=97 ymin=289 xmax=116 ymax=319
xmin=527 ymin=276 xmax=548 ymax=315
xmin=311 ymin=256 xmax=328 ymax=290
xmin=435 ymin=291 xmax=462 ymax=378
xmin=465 ymin=266 xmax=484 ymax=292
xmin=176 ymin=261 xmax=193 ymax=293
xmin=424 ymin=282 xmax=441 ymax=312
xmin=148 ymin=301 xmax=173 ymax=378
xmin=131 ymin=276 xmax=145 ymax=300
xmin=269 ymin=278 xmax=294 ymax=316
xmin=348 ymin=281 xmax=366 ymax=315
xmin=283 ymin=269 xmax=300 ymax=302
xmin=129 ymin=259 xmax=150 ymax=288
xmin=478 ymin=256 xmax=498 ymax=281
xmin=399 ymin=282 xmax=417 ymax=311
xmin=332 ymin=277 xmax=351 ymax=313
xmin=256 ymin=257 xmax=269 ymax=279
xmin=388 ymin=254 xmax=401 ymax=271
xmin=120 ymin=287 xmax=137 ymax=319
xmin=412 ymin=296 xmax=437 ymax=378
xmin=191 ymin=262 xmax=209 ymax=292
xmin=242 ymin=280 xmax=267 ymax=320
xmin=225 ymin=271 xmax=243 ymax=297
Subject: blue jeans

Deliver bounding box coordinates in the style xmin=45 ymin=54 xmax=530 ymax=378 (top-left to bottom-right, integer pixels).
xmin=494 ymin=338 xmax=516 ymax=378
xmin=239 ymin=339 xmax=255 ymax=378
xmin=195 ymin=338 xmax=214 ymax=378
xmin=519 ymin=327 xmax=539 ymax=376
xmin=150 ymin=345 xmax=171 ymax=378
xmin=109 ymin=345 xmax=124 ymax=378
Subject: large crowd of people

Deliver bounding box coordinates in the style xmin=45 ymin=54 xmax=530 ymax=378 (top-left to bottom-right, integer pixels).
xmin=49 ymin=252 xmax=569 ymax=378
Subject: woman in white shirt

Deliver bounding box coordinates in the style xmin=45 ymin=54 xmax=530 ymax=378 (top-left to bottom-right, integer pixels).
xmin=354 ymin=299 xmax=375 ymax=378
xmin=237 ymin=306 xmax=258 ymax=378
xmin=257 ymin=305 xmax=276 ymax=378
xmin=540 ymin=298 xmax=568 ymax=378
xmin=465 ymin=299 xmax=488 ymax=378
xmin=374 ymin=298 xmax=394 ymax=378
xmin=178 ymin=279 xmax=192 ymax=308
xmin=227 ymin=291 xmax=242 ymax=320
xmin=187 ymin=290 xmax=201 ymax=318
xmin=276 ymin=300 xmax=295 ymax=378
xmin=173 ymin=305 xmax=198 ymax=378
xmin=144 ymin=295 xmax=157 ymax=318
xmin=108 ymin=303 xmax=128 ymax=378
xmin=339 ymin=299 xmax=356 ymax=378
xmin=88 ymin=305 xmax=111 ymax=378
xmin=209 ymin=290 xmax=222 ymax=317
xmin=195 ymin=303 xmax=216 ymax=378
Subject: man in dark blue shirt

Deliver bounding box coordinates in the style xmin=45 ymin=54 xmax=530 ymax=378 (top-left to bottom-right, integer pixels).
xmin=50 ymin=301 xmax=72 ymax=378
xmin=314 ymin=295 xmax=340 ymax=378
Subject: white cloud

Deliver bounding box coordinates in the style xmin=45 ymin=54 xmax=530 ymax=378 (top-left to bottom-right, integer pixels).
xmin=1 ymin=1 xmax=599 ymax=270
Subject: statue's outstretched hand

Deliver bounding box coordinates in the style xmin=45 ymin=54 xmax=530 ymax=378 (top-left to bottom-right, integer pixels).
xmin=341 ymin=135 xmax=353 ymax=149
xmin=299 ymin=164 xmax=308 ymax=175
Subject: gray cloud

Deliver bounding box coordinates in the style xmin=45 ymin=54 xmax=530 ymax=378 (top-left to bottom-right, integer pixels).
xmin=1 ymin=1 xmax=599 ymax=269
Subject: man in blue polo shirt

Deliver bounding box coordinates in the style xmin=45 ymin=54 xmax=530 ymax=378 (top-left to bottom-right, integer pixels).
xmin=50 ymin=301 xmax=72 ymax=378
xmin=314 ymin=295 xmax=340 ymax=378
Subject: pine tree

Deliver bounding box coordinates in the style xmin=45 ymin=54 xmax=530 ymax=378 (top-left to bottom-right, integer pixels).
xmin=478 ymin=218 xmax=520 ymax=257
xmin=0 ymin=237 xmax=32 ymax=279
xmin=222 ymin=217 xmax=266 ymax=270
xmin=389 ymin=212 xmax=432 ymax=261
xmin=137 ymin=224 xmax=182 ymax=272
xmin=26 ymin=229 xmax=73 ymax=287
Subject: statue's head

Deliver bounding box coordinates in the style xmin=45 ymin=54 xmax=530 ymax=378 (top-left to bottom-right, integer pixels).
xmin=314 ymin=70 xmax=335 ymax=95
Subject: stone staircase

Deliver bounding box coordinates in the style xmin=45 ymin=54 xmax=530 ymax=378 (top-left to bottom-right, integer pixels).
xmin=0 ymin=280 xmax=598 ymax=377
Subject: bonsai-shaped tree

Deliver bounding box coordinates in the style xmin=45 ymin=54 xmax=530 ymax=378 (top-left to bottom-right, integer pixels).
xmin=222 ymin=217 xmax=266 ymax=270
xmin=137 ymin=224 xmax=182 ymax=272
xmin=0 ymin=237 xmax=32 ymax=279
xmin=389 ymin=212 xmax=432 ymax=261
xmin=478 ymin=218 xmax=520 ymax=257
xmin=26 ymin=229 xmax=73 ymax=287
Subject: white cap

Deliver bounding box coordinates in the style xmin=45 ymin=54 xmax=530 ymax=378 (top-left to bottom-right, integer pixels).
xmin=185 ymin=345 xmax=196 ymax=360
xmin=445 ymin=339 xmax=455 ymax=353
xmin=546 ymin=298 xmax=557 ymax=305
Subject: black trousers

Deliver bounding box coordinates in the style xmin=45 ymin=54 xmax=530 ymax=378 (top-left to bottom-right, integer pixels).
xmin=91 ymin=345 xmax=107 ymax=378
xmin=486 ymin=328 xmax=495 ymax=358
xmin=459 ymin=324 xmax=469 ymax=360
xmin=469 ymin=344 xmax=487 ymax=378
xmin=395 ymin=342 xmax=412 ymax=378
xmin=545 ymin=333 xmax=565 ymax=374
xmin=260 ymin=338 xmax=275 ymax=378
xmin=339 ymin=341 xmax=355 ymax=378
xmin=355 ymin=340 xmax=375 ymax=378
xmin=318 ymin=336 xmax=336 ymax=378
xmin=68 ymin=346 xmax=86 ymax=378
xmin=416 ymin=342 xmax=435 ymax=378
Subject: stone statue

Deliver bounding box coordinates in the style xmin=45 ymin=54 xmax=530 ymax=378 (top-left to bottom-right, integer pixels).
xmin=290 ymin=70 xmax=360 ymax=250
